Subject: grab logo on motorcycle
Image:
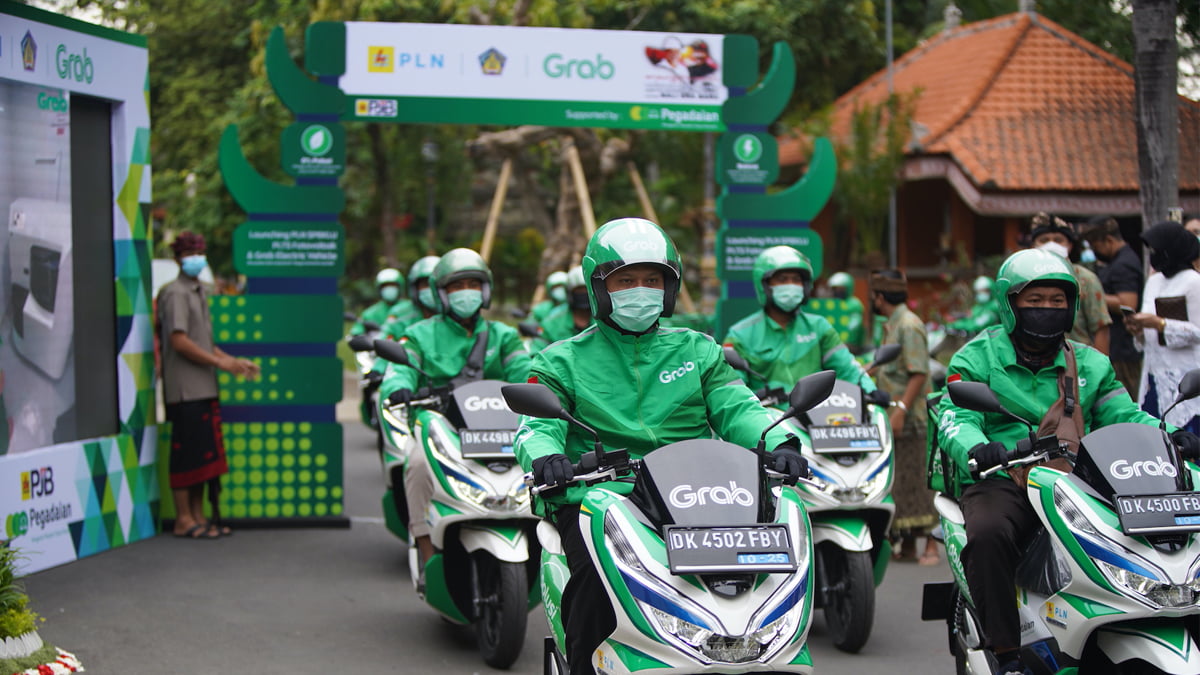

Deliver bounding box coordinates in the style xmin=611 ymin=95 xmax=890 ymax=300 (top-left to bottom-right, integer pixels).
xmin=659 ymin=361 xmax=696 ymax=384
xmin=1109 ymin=456 xmax=1177 ymax=480
xmin=669 ymin=482 xmax=754 ymax=508
xmin=811 ymin=392 xmax=858 ymax=410
xmin=463 ymin=396 xmax=508 ymax=412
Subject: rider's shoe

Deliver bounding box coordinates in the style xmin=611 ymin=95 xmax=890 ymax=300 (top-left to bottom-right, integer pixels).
xmin=998 ymin=658 xmax=1031 ymax=675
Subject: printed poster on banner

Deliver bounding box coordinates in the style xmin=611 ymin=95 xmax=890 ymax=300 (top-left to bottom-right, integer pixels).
xmin=0 ymin=445 xmax=85 ymax=573
xmin=340 ymin=23 xmax=726 ymax=131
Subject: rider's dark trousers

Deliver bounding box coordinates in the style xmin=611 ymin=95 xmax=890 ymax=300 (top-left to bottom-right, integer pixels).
xmin=960 ymin=478 xmax=1041 ymax=652
xmin=554 ymin=504 xmax=617 ymax=675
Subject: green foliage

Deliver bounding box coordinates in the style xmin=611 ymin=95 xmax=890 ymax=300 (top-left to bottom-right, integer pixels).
xmin=0 ymin=546 xmax=28 ymax=616
xmin=0 ymin=643 xmax=59 ymax=675
xmin=0 ymin=601 xmax=37 ymax=640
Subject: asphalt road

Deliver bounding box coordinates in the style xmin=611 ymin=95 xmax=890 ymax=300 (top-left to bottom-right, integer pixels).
xmin=22 ymin=399 xmax=953 ymax=674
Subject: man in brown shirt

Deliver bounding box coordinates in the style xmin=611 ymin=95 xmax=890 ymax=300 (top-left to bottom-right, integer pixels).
xmin=157 ymin=231 xmax=258 ymax=538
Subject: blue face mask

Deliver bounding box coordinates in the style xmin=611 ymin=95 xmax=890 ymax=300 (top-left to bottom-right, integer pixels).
xmin=448 ymin=289 xmax=483 ymax=318
xmin=1079 ymin=246 xmax=1097 ymax=264
xmin=975 ymin=292 xmax=991 ymax=305
xmin=380 ymin=286 xmax=400 ymax=303
xmin=418 ymin=287 xmax=436 ymax=311
xmin=181 ymin=254 xmax=207 ymax=278
xmin=608 ymin=287 xmax=664 ymax=333
xmin=771 ymin=284 xmax=806 ymax=312
xmin=550 ymin=286 xmax=568 ymax=304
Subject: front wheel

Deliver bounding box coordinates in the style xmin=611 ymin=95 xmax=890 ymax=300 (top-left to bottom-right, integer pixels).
xmin=474 ymin=553 xmax=528 ymax=669
xmin=819 ymin=544 xmax=875 ymax=653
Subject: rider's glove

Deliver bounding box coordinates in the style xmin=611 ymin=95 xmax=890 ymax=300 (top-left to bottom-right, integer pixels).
xmin=387 ymin=388 xmax=414 ymax=406
xmin=770 ymin=446 xmax=810 ymax=484
xmin=1172 ymin=430 xmax=1200 ymax=461
xmin=365 ymin=371 xmax=384 ymax=386
xmin=532 ymin=454 xmax=575 ymax=488
xmin=864 ymin=389 xmax=891 ymax=407
xmin=971 ymin=441 xmax=1010 ymax=471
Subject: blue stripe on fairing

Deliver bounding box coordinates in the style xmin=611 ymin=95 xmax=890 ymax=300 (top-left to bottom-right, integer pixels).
xmin=758 ymin=572 xmax=808 ymax=628
xmin=619 ymin=570 xmax=715 ymax=631
xmin=1076 ymin=536 xmax=1163 ymax=581
xmin=440 ymin=463 xmax=485 ymax=491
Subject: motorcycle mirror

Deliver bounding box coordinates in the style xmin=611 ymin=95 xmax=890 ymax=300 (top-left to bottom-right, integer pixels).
xmin=372 ymin=339 xmax=410 ymax=365
xmin=789 ymin=370 xmax=838 ymax=415
xmin=361 ymin=320 xmax=382 ymax=333
xmin=501 ymin=383 xmax=565 ymax=418
xmin=518 ymin=321 xmax=541 ymax=338
xmin=1162 ymin=369 xmax=1200 ymax=420
xmin=347 ymin=334 xmax=375 ymax=352
xmin=947 ymin=380 xmax=1033 ymax=428
xmin=510 ymin=307 xmax=529 ymax=320
xmin=343 ymin=311 xmax=358 ymax=322
xmin=723 ymin=347 xmax=768 ymax=382
xmin=867 ymin=343 xmax=902 ymax=370
xmin=502 ymin=383 xmax=608 ymax=462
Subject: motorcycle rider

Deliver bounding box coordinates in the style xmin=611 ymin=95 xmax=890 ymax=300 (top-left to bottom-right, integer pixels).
xmin=380 ymin=249 xmax=531 ymax=586
xmin=378 ymin=255 xmax=441 ymax=342
xmin=538 ymin=265 xmax=591 ymax=345
xmin=351 ymin=268 xmax=405 ymax=335
xmin=1028 ymin=213 xmax=1111 ymax=355
xmin=948 ymin=276 xmax=1001 ymax=334
xmin=828 ymin=270 xmax=866 ymax=349
xmin=531 ymin=270 xmax=569 ymax=324
xmin=724 ymin=246 xmax=888 ymax=405
xmin=937 ymin=248 xmax=1200 ymax=675
xmin=514 ymin=218 xmax=810 ymax=675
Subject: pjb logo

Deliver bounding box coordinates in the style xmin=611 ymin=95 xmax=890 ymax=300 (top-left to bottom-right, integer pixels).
xmin=20 ymin=467 xmax=54 ymax=500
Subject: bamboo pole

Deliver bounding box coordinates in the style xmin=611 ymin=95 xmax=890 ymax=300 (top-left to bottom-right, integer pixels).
xmin=627 ymin=161 xmax=697 ymax=314
xmin=565 ymin=143 xmax=597 ymax=238
xmin=479 ymin=158 xmax=512 ymax=263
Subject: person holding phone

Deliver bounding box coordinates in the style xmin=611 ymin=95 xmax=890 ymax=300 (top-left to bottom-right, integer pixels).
xmin=1081 ymin=217 xmax=1144 ymax=397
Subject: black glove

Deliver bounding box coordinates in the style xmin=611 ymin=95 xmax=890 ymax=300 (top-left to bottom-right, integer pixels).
xmin=770 ymin=446 xmax=809 ymax=483
xmin=1172 ymin=430 xmax=1200 ymax=461
xmin=864 ymin=389 xmax=891 ymax=407
xmin=971 ymin=441 xmax=1010 ymax=471
xmin=532 ymin=454 xmax=575 ymax=488
xmin=365 ymin=370 xmax=384 ymax=386
xmin=387 ymin=388 xmax=413 ymax=406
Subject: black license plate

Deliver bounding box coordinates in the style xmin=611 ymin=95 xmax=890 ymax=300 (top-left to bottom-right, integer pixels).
xmin=460 ymin=429 xmax=516 ymax=458
xmin=809 ymin=424 xmax=882 ymax=453
xmin=664 ymin=524 xmax=796 ymax=574
xmin=1115 ymin=492 xmax=1200 ymax=534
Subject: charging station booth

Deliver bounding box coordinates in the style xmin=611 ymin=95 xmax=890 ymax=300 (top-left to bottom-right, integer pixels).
xmin=0 ymin=3 xmax=155 ymax=574
xmin=216 ymin=22 xmax=837 ymax=526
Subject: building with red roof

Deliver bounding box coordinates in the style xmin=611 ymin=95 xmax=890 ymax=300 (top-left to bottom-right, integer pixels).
xmin=781 ymin=8 xmax=1200 ymax=279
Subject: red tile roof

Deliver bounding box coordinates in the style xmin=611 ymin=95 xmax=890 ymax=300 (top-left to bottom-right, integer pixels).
xmin=779 ymin=12 xmax=1200 ymax=193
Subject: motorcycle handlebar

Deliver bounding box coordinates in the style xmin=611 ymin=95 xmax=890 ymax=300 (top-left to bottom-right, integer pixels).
xmin=969 ymin=450 xmax=1050 ymax=479
xmin=524 ymin=465 xmax=827 ymax=496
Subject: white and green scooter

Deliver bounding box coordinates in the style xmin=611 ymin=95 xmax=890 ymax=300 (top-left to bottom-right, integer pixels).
xmin=503 ymin=370 xmax=839 ymax=675
xmin=725 ymin=344 xmax=901 ymax=653
xmin=923 ymin=372 xmax=1200 ymax=674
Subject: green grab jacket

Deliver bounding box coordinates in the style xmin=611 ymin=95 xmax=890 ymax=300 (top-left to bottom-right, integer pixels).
xmin=539 ymin=304 xmax=590 ymax=345
xmin=379 ymin=315 xmax=531 ymax=397
xmin=351 ymin=300 xmax=393 ymax=335
xmin=948 ymin=299 xmax=1000 ymax=333
xmin=937 ymin=326 xmax=1165 ymax=489
xmin=531 ymin=299 xmax=561 ymax=324
xmin=514 ymin=321 xmax=807 ymax=511
xmin=388 ymin=299 xmax=423 ymax=328
xmin=723 ymin=310 xmax=877 ymax=395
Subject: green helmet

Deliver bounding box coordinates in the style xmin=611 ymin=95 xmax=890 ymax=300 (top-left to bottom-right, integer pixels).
xmin=752 ymin=246 xmax=813 ymax=308
xmin=994 ymin=249 xmax=1078 ymax=333
xmin=582 ymin=217 xmax=681 ymax=321
xmin=433 ymin=248 xmax=493 ymax=314
xmin=828 ymin=272 xmax=853 ymax=290
xmin=565 ymin=265 xmax=585 ymax=290
xmin=375 ymin=267 xmax=404 ymax=292
xmin=546 ymin=271 xmax=568 ymax=290
xmin=408 ymin=255 xmax=440 ymax=303
xmin=972 ymin=275 xmax=994 ymax=295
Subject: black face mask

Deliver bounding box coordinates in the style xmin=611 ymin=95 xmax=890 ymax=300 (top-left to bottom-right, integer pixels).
xmin=1015 ymin=307 xmax=1071 ymax=350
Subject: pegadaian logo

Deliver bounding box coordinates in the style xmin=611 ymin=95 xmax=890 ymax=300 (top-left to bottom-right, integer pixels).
xmin=543 ymin=53 xmax=615 ymax=79
xmin=659 ymin=361 xmax=696 ymax=384
xmin=462 ymin=396 xmax=508 ymax=412
xmin=1109 ymin=456 xmax=1177 ymax=480
xmin=669 ymin=482 xmax=754 ymax=509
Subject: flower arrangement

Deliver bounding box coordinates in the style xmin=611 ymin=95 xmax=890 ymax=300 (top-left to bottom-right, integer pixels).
xmin=0 ymin=546 xmax=82 ymax=675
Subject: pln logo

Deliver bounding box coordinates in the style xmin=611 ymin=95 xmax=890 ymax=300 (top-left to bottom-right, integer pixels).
xmin=479 ymin=48 xmax=506 ymax=75
xmin=21 ymin=30 xmax=37 ymax=72
xmin=368 ymin=46 xmax=394 ymax=73
xmin=20 ymin=467 xmax=54 ymax=500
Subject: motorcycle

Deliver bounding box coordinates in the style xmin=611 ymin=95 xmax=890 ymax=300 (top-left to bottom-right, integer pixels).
xmin=502 ymin=370 xmax=839 ymax=674
xmin=724 ymin=344 xmax=901 ymax=653
xmin=345 ymin=314 xmax=384 ymax=434
xmin=922 ymin=371 xmax=1200 ymax=674
xmin=373 ymin=339 xmax=540 ymax=669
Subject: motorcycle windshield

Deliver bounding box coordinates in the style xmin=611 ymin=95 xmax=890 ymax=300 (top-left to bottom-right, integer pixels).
xmin=1073 ymin=423 xmax=1181 ymax=501
xmin=448 ymin=380 xmax=520 ymax=430
xmin=803 ymin=380 xmax=864 ymax=426
xmin=635 ymin=440 xmax=763 ymax=527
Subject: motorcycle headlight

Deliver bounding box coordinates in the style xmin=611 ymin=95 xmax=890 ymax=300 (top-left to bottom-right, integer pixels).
xmin=444 ymin=472 xmax=490 ymax=507
xmin=752 ymin=613 xmax=790 ymax=645
xmin=1094 ymin=560 xmax=1195 ymax=608
xmin=648 ymin=606 xmax=712 ymax=647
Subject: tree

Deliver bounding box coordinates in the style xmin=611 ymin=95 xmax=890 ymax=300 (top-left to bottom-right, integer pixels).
xmin=1132 ymin=0 xmax=1179 ymax=229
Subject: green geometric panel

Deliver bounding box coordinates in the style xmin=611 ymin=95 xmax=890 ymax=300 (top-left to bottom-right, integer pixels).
xmin=209 ymin=294 xmax=344 ymax=343
xmin=218 ymin=356 xmax=343 ymax=406
xmin=221 ymin=422 xmax=344 ymax=519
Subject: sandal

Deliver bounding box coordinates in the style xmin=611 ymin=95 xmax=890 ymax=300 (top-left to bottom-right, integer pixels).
xmin=174 ymin=524 xmax=219 ymax=539
xmin=203 ymin=521 xmax=233 ymax=537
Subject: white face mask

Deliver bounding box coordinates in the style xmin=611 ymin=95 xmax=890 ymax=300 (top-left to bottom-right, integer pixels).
xmin=1037 ymin=241 xmax=1071 ymax=260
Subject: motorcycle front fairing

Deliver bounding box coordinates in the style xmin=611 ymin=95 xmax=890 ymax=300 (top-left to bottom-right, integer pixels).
xmin=570 ymin=441 xmax=816 ymax=674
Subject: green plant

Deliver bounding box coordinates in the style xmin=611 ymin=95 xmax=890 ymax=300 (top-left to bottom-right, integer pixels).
xmin=0 ymin=545 xmax=38 ymax=639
